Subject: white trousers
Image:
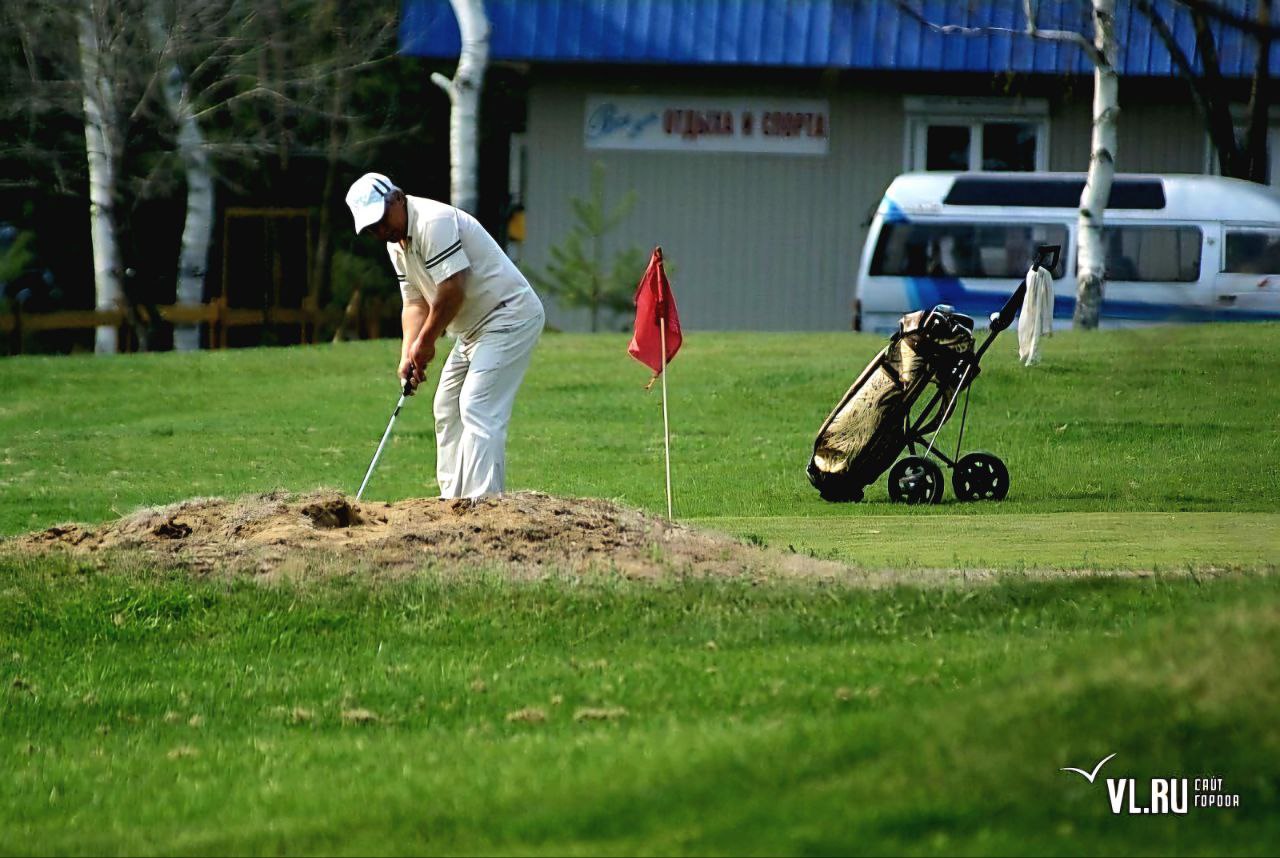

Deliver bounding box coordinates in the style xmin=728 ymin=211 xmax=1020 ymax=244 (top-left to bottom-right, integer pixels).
xmin=433 ymin=301 xmax=544 ymax=498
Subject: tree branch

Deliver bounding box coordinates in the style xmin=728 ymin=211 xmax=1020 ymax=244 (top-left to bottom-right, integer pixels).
xmin=1243 ymin=0 xmax=1273 ymax=180
xmin=1173 ymin=0 xmax=1280 ymax=38
xmin=1135 ymin=0 xmax=1218 ymax=125
xmin=128 ymin=12 xmax=178 ymax=124
xmin=895 ymin=0 xmax=1105 ymax=68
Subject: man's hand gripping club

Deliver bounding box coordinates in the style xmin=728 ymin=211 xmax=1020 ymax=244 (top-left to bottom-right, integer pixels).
xmin=397 ymin=270 xmax=467 ymax=395
xmin=398 ymin=335 xmax=436 ymax=394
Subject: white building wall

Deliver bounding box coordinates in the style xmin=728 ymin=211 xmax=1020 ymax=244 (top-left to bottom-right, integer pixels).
xmin=521 ymin=78 xmax=1208 ymax=332
xmin=522 ymin=83 xmax=904 ymax=332
xmin=1049 ymin=96 xmax=1206 ymax=174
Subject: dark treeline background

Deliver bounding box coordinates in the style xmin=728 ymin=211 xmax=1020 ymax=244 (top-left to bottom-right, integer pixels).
xmin=0 ymin=0 xmax=526 ymax=353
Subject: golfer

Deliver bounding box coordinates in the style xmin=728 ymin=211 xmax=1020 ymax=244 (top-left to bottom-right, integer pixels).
xmin=345 ymin=172 xmax=545 ymax=499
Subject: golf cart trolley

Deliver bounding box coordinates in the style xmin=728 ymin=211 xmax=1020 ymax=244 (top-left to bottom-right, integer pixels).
xmin=806 ymin=244 xmax=1060 ymax=505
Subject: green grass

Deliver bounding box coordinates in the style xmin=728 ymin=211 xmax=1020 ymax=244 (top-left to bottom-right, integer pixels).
xmin=2 ymin=325 xmax=1279 ymax=570
xmin=1 ymin=324 xmax=1278 ymax=854
xmin=2 ymin=560 xmax=1277 ymax=856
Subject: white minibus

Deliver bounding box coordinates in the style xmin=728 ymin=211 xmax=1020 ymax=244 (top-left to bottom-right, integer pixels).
xmin=856 ymin=172 xmax=1280 ymax=333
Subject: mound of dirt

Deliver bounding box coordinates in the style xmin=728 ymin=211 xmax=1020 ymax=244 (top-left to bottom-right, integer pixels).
xmin=10 ymin=491 xmax=849 ymax=582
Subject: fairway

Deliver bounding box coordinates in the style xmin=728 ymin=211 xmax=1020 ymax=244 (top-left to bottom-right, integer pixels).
xmin=701 ymin=512 xmax=1280 ymax=571
xmin=2 ymin=324 xmax=1278 ymax=855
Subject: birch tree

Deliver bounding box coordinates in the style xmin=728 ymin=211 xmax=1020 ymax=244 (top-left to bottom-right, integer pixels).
xmin=146 ymin=0 xmax=399 ymax=346
xmin=1071 ymin=0 xmax=1119 ymax=329
xmin=899 ymin=0 xmax=1119 ymax=329
xmin=431 ymin=0 xmax=490 ymax=214
xmin=148 ymin=2 xmax=213 ymax=351
xmin=78 ymin=0 xmax=126 ymax=353
xmin=4 ymin=0 xmax=399 ymax=352
xmin=9 ymin=0 xmax=216 ymax=353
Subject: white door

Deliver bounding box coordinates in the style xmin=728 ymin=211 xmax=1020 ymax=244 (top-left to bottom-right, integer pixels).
xmin=1214 ymin=225 xmax=1280 ymax=321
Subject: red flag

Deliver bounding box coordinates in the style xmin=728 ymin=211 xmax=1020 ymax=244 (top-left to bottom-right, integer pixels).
xmin=628 ymin=247 xmax=682 ymax=378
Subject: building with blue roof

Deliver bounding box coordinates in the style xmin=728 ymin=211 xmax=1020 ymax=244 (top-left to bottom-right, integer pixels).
xmin=399 ymin=0 xmax=1277 ymax=331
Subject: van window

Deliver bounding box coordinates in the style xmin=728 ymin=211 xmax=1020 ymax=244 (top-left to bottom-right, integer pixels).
xmin=1100 ymin=226 xmax=1202 ymax=282
xmin=944 ymin=177 xmax=1166 ymax=209
xmin=1223 ymin=230 xmax=1280 ymax=274
xmin=869 ymin=222 xmax=1068 ymax=279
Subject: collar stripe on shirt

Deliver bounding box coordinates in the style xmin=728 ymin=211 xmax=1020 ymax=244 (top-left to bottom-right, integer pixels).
xmin=424 ymin=240 xmax=463 ymax=270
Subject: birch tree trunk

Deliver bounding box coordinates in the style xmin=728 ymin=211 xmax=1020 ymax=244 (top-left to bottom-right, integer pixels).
xmin=78 ymin=0 xmax=123 ymax=354
xmin=1073 ymin=0 xmax=1119 ymax=330
xmin=151 ymin=10 xmax=214 ymax=352
xmin=431 ymin=0 xmax=489 ymax=214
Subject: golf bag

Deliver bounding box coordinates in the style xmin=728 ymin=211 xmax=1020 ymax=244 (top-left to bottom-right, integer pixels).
xmin=806 ymin=244 xmax=1060 ymax=504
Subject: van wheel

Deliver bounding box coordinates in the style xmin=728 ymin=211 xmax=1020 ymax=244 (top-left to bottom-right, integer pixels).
xmin=888 ymin=456 xmax=944 ymax=504
xmin=952 ymin=452 xmax=1010 ymax=501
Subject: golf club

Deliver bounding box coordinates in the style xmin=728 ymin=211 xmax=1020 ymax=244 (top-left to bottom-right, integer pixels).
xmin=356 ymin=375 xmax=415 ymax=501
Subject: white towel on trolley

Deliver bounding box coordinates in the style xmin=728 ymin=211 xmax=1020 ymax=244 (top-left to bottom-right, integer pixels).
xmin=1017 ymin=264 xmax=1054 ymax=366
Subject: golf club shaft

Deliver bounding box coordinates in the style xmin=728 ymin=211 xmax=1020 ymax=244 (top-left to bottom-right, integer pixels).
xmin=356 ymin=393 xmax=408 ymax=500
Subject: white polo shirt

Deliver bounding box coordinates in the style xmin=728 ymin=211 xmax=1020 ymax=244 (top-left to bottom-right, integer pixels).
xmin=388 ymin=195 xmax=539 ymax=337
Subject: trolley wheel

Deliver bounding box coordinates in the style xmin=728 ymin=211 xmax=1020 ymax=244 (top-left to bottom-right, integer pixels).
xmin=888 ymin=456 xmax=945 ymax=505
xmin=952 ymin=452 xmax=1010 ymax=501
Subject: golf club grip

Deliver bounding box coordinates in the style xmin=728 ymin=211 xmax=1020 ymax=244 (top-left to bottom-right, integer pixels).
xmin=989 ymin=281 xmax=1028 ymax=335
xmin=987 ymin=244 xmax=1061 ymax=337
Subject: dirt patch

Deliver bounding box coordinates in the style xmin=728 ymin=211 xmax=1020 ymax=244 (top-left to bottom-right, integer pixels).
xmin=300 ymin=498 xmax=363 ymax=529
xmin=7 ymin=490 xmax=851 ymax=583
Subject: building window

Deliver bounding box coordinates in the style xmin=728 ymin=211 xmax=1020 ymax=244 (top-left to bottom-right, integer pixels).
xmin=925 ymin=125 xmax=971 ymax=170
xmin=981 ymin=122 xmax=1040 ymax=171
xmin=905 ymin=97 xmax=1049 ymax=173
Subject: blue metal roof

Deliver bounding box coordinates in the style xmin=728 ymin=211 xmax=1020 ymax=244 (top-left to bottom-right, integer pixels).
xmin=399 ymin=0 xmax=1277 ymax=76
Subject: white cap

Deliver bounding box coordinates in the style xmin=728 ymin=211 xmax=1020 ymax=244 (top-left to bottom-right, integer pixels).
xmin=345 ymin=172 xmax=398 ymax=234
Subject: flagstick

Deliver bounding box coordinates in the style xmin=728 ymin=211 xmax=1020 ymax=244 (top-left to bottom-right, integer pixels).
xmin=659 ymin=316 xmax=673 ymax=520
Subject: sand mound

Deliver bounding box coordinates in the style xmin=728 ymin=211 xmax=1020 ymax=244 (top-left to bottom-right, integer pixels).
xmin=10 ymin=490 xmax=848 ymax=582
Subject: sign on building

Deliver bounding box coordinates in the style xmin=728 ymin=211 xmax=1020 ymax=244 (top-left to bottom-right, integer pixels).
xmin=585 ymin=95 xmax=829 ymax=156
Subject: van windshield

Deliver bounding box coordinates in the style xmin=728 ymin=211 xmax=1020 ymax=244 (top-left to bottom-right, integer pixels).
xmin=870 ymin=222 xmax=1068 ymax=279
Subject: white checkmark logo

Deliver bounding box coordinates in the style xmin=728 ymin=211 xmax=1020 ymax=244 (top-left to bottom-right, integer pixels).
xmin=1060 ymin=752 xmax=1117 ymax=783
